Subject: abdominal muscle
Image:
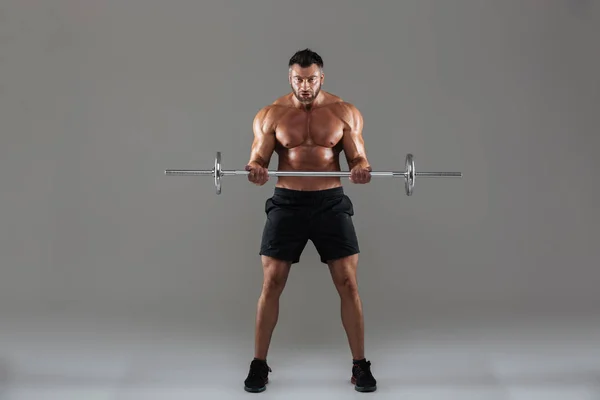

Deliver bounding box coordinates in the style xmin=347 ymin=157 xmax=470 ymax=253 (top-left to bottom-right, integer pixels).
xmin=273 ymin=145 xmax=344 ymax=191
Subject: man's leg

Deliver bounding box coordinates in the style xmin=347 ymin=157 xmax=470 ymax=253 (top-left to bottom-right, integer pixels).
xmin=254 ymin=255 xmax=292 ymax=360
xmin=309 ymin=191 xmax=364 ymax=358
xmin=328 ymin=254 xmax=376 ymax=392
xmin=255 ymin=194 xmax=308 ymax=359
xmin=245 ymin=190 xmax=308 ymax=392
xmin=310 ymin=190 xmax=376 ymax=392
xmin=245 ymin=255 xmax=294 ymax=393
xmin=327 ymin=254 xmax=364 ymax=360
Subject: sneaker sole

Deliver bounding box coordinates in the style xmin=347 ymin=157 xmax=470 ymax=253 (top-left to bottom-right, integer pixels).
xmin=355 ymin=385 xmax=377 ymax=392
xmin=351 ymin=376 xmax=377 ymax=392
xmin=244 ymin=386 xmax=266 ymax=393
xmin=244 ymin=378 xmax=269 ymax=393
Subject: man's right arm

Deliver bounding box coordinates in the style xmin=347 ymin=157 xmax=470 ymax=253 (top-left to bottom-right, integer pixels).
xmin=246 ymin=106 xmax=276 ymax=184
xmin=248 ymin=106 xmax=276 ymax=167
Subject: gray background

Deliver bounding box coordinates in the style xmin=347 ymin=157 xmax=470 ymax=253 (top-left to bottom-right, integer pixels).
xmin=1 ymin=1 xmax=599 ymax=399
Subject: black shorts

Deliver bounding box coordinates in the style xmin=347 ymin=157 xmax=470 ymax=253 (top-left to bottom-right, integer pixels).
xmin=259 ymin=186 xmax=360 ymax=264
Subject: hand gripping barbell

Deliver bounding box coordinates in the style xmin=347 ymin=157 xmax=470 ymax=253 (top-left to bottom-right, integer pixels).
xmin=164 ymin=152 xmax=462 ymax=195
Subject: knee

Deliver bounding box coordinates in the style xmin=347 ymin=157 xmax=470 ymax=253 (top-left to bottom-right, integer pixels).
xmin=260 ymin=257 xmax=290 ymax=298
xmin=335 ymin=276 xmax=359 ymax=298
xmin=262 ymin=274 xmax=287 ymax=297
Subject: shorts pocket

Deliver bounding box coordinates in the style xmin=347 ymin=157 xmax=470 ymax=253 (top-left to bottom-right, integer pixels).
xmin=330 ymin=195 xmax=354 ymax=216
xmin=265 ymin=197 xmax=275 ymax=214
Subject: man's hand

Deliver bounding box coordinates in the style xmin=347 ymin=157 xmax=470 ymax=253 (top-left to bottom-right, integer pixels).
xmin=245 ymin=162 xmax=269 ymax=186
xmin=349 ymin=165 xmax=372 ymax=184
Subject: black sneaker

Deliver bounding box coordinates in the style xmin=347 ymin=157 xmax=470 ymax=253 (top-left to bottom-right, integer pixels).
xmin=351 ymin=359 xmax=377 ymax=392
xmin=244 ymin=359 xmax=271 ymax=393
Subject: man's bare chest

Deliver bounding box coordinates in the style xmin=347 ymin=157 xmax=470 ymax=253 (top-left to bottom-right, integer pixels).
xmin=274 ymin=109 xmax=345 ymax=148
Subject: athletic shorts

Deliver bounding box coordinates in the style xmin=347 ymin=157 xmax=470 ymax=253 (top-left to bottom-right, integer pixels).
xmin=259 ymin=186 xmax=360 ymax=264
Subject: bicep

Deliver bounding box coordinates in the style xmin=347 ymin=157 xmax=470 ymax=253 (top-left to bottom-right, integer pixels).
xmin=342 ymin=107 xmax=367 ymax=162
xmin=249 ymin=107 xmax=276 ymax=167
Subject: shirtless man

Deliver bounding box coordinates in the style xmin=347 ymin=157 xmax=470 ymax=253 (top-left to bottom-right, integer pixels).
xmin=242 ymin=49 xmax=377 ymax=393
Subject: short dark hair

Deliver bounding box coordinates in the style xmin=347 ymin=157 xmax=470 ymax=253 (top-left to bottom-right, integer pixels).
xmin=288 ymin=48 xmax=323 ymax=69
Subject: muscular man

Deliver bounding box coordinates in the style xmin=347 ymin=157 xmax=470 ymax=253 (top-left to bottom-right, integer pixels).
xmin=243 ymin=49 xmax=377 ymax=393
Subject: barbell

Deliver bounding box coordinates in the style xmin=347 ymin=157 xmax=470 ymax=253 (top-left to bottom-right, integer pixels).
xmin=164 ymin=152 xmax=462 ymax=195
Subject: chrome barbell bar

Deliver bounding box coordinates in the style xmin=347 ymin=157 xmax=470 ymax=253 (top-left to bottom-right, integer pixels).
xmin=165 ymin=152 xmax=462 ymax=195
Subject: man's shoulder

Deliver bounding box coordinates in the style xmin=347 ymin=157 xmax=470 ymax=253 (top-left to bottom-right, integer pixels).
xmin=252 ymin=99 xmax=291 ymax=131
xmin=329 ymin=92 xmax=348 ymax=104
xmin=332 ymin=100 xmax=360 ymax=115
xmin=253 ymin=95 xmax=293 ymax=118
xmin=255 ymin=99 xmax=289 ymax=118
xmin=321 ymin=93 xmax=359 ymax=113
xmin=326 ymin=98 xmax=362 ymax=126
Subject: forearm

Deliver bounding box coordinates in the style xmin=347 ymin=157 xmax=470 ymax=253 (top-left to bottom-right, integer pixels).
xmin=248 ymin=153 xmax=270 ymax=168
xmin=347 ymin=156 xmax=371 ymax=170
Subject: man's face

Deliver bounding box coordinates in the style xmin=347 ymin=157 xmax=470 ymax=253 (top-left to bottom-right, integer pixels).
xmin=289 ymin=64 xmax=323 ymax=104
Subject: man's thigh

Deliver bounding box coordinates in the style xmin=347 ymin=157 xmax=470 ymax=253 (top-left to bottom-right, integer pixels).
xmin=259 ymin=197 xmax=309 ymax=264
xmin=311 ymin=194 xmax=360 ymax=264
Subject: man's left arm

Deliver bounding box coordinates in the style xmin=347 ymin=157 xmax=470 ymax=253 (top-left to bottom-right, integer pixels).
xmin=341 ymin=103 xmax=371 ymax=184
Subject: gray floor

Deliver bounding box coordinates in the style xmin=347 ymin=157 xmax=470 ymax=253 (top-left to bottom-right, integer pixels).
xmin=1 ymin=308 xmax=599 ymax=400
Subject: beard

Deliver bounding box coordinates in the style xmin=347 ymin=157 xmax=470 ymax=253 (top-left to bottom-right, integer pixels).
xmin=293 ymin=86 xmax=320 ymax=104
